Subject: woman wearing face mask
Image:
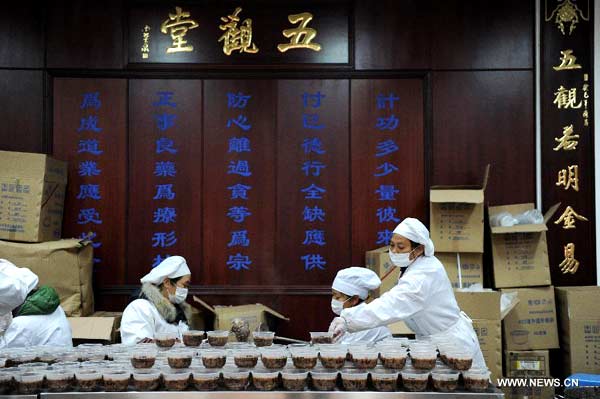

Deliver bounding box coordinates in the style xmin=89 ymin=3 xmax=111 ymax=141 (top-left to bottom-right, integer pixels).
xmin=328 ymin=267 xmax=391 ymax=344
xmin=120 ymin=256 xmax=192 ymax=345
xmin=330 ymin=218 xmax=486 ymax=369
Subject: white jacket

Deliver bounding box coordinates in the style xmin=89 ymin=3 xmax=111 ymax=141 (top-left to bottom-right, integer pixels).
xmin=120 ymin=283 xmax=191 ymax=345
xmin=0 ymin=306 xmax=72 ymax=348
xmin=341 ymin=255 xmax=486 ymax=368
xmin=336 ymin=303 xmax=391 ymax=344
xmin=0 ymin=269 xmax=29 ymax=314
xmin=120 ymin=299 xmax=189 ymax=345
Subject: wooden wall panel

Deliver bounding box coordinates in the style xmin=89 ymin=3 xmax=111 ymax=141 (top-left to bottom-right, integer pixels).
xmin=355 ymin=0 xmax=431 ymax=70
xmin=432 ymin=71 xmax=535 ymax=205
xmin=53 ymin=78 xmax=127 ymax=287
xmin=0 ymin=71 xmax=44 ymax=153
xmin=203 ymin=80 xmax=277 ymax=286
xmin=0 ymin=2 xmax=45 ymax=68
xmin=127 ymin=80 xmax=203 ymax=284
xmin=431 ymin=0 xmax=534 ymax=70
xmin=46 ymin=0 xmax=124 ymax=69
xmin=276 ymin=80 xmax=350 ymax=285
xmin=351 ymin=79 xmax=425 ymax=265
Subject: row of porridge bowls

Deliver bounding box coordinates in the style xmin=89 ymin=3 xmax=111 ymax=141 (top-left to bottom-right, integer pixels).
xmin=0 ymin=366 xmax=491 ymax=393
xmin=0 ymin=337 xmax=491 ymax=393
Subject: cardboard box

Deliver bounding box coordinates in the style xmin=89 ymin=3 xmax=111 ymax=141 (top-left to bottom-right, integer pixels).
xmin=193 ymin=297 xmax=289 ymax=341
xmin=455 ymin=290 xmax=502 ymax=319
xmin=556 ymin=286 xmax=600 ymax=376
xmin=68 ymin=311 xmax=122 ymax=344
xmin=0 ymin=238 xmax=94 ymax=316
xmin=505 ymin=350 xmax=551 ymax=377
xmin=455 ymin=290 xmax=504 ymax=382
xmin=0 ymin=151 xmax=67 ymax=243
xmin=394 ymin=291 xmax=504 ymax=382
xmin=501 ymin=286 xmax=559 ymax=351
xmin=438 ymin=252 xmax=483 ymax=289
xmin=473 ymin=319 xmax=503 ymax=384
xmin=365 ymin=246 xmax=400 ymax=297
xmin=488 ymin=203 xmax=560 ymax=288
xmin=501 ymin=380 xmax=555 ymax=399
xmin=430 ymin=165 xmax=489 ymax=253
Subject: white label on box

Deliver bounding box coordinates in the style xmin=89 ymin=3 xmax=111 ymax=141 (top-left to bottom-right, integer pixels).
xmin=516 ymin=360 xmax=541 ymax=371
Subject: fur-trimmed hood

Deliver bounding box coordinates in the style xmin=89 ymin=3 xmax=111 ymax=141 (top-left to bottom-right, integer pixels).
xmin=141 ymin=283 xmax=193 ymax=324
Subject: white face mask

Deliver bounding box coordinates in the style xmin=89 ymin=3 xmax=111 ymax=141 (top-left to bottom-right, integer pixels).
xmin=169 ymin=286 xmax=188 ymax=304
xmin=389 ymin=249 xmax=416 ymax=268
xmin=331 ymin=297 xmax=350 ymax=315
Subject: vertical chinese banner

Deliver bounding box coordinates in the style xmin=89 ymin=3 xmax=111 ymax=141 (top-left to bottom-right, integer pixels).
xmin=541 ymin=0 xmax=595 ymax=285
xmin=128 ymin=80 xmax=203 ymax=283
xmin=277 ymin=80 xmax=350 ymax=285
xmin=53 ymin=79 xmax=128 ymax=291
xmin=350 ymin=80 xmax=425 ymax=264
xmin=203 ymin=80 xmax=276 ymax=286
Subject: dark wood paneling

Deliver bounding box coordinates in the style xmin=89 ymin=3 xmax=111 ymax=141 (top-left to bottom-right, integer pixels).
xmin=53 ymin=78 xmax=128 ymax=287
xmin=541 ymin=2 xmax=595 ymax=286
xmin=351 ymin=79 xmax=425 ymax=265
xmin=46 ymin=0 xmax=124 ymax=69
xmin=277 ymin=80 xmax=350 ymax=284
xmin=127 ymin=79 xmax=203 ymax=284
xmin=431 ymin=0 xmax=534 ymax=70
xmin=203 ymin=80 xmax=277 ymax=286
xmin=432 ymin=71 xmax=535 ymax=205
xmin=0 ymin=3 xmax=45 ymax=68
xmin=355 ymin=0 xmax=431 ymax=70
xmin=0 ymin=70 xmax=44 ymax=153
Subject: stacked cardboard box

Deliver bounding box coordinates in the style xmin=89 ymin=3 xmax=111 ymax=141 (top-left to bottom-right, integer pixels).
xmin=455 ymin=290 xmax=505 ymax=384
xmin=555 ymin=286 xmax=600 ymax=378
xmin=0 ymin=152 xmax=98 ymax=318
xmin=488 ymin=203 xmax=559 ymax=289
xmin=0 ymin=151 xmax=67 ymax=243
xmin=430 ymin=166 xmax=489 ymax=289
xmin=0 ymin=238 xmax=94 ymax=316
xmin=488 ymin=203 xmax=560 ymax=388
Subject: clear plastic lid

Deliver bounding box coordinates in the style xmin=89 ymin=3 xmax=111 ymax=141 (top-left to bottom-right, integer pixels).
xmin=431 ymin=370 xmax=460 ymax=381
xmin=207 ymin=330 xmax=230 ymax=337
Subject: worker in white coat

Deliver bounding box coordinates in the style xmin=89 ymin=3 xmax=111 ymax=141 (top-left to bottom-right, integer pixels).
xmin=120 ymin=256 xmax=193 ymax=345
xmin=331 ymin=218 xmax=486 ymax=369
xmin=328 ymin=267 xmax=391 ymax=344
xmin=0 ymin=259 xmax=72 ymax=348
xmin=0 ymin=259 xmax=29 ymax=314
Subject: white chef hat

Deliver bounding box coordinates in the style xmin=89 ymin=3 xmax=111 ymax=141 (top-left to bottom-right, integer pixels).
xmin=0 ymin=258 xmax=39 ymax=294
xmin=140 ymin=256 xmax=191 ymax=285
xmin=392 ymin=218 xmax=435 ymax=257
xmin=332 ymin=267 xmax=382 ymax=300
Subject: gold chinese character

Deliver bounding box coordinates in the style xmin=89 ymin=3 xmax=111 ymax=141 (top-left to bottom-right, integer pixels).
xmin=553 ymin=125 xmax=579 ymax=151
xmin=584 ymin=73 xmax=589 ymax=81
xmin=552 ymin=49 xmax=581 ymax=70
xmin=546 ymin=0 xmax=589 ymax=35
xmin=559 ymin=243 xmax=579 ymax=274
xmin=218 ymin=7 xmax=259 ymax=55
xmin=141 ymin=25 xmax=151 ymax=59
xmin=556 ymin=165 xmax=579 ymax=191
xmin=554 ymin=206 xmax=588 ymax=229
xmin=160 ymin=6 xmax=199 ymax=54
xmin=553 ymin=86 xmax=582 ymax=109
xmin=277 ymin=12 xmax=321 ymax=53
